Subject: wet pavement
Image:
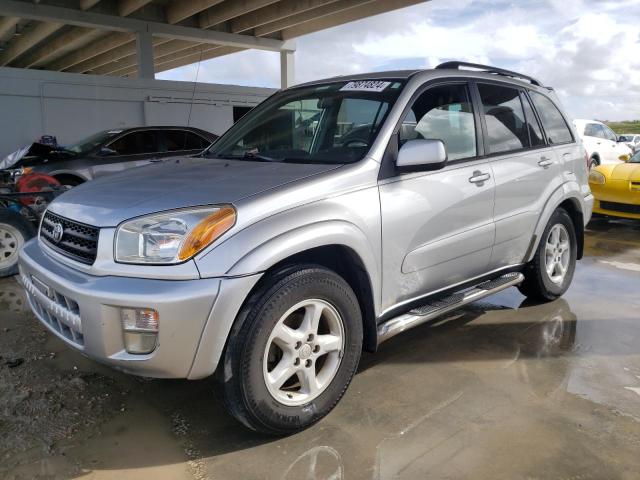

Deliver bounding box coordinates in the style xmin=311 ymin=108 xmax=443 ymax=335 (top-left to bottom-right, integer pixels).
xmin=1 ymin=216 xmax=640 ymax=479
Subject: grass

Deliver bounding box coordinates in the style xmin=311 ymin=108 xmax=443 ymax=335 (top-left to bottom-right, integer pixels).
xmin=605 ymin=121 xmax=640 ymax=134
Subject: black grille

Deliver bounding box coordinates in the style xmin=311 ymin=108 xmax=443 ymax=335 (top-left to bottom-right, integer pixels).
xmin=600 ymin=201 xmax=640 ymax=215
xmin=40 ymin=211 xmax=99 ymax=264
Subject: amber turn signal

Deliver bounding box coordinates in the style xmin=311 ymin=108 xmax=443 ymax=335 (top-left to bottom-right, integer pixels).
xmin=178 ymin=206 xmax=236 ymax=260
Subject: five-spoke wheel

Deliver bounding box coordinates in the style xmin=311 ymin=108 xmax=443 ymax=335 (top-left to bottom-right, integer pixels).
xmin=263 ymin=299 xmax=345 ymax=406
xmin=519 ymin=208 xmax=577 ymax=301
xmin=216 ymin=265 xmax=362 ymax=435
xmin=544 ymin=224 xmax=571 ymax=285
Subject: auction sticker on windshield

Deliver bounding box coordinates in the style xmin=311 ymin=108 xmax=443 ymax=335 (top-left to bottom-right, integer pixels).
xmin=340 ymin=81 xmax=391 ymax=92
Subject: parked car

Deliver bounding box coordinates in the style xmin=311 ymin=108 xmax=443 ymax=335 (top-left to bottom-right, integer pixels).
xmin=572 ymin=119 xmax=632 ymax=169
xmin=618 ymin=133 xmax=640 ymax=154
xmin=1 ymin=126 xmax=217 ymax=187
xmin=589 ymin=149 xmax=640 ymax=219
xmin=19 ymin=62 xmax=592 ymax=434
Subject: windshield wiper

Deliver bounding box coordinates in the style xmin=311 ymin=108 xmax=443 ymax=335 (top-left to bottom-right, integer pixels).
xmin=206 ymin=152 xmax=280 ymax=162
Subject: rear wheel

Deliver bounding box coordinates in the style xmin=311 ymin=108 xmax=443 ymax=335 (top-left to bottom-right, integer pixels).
xmin=0 ymin=209 xmax=35 ymax=277
xmin=519 ymin=208 xmax=577 ymax=301
xmin=215 ymin=265 xmax=363 ymax=435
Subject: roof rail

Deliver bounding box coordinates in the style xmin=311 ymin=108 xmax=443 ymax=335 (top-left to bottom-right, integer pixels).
xmin=435 ymin=61 xmax=543 ymax=87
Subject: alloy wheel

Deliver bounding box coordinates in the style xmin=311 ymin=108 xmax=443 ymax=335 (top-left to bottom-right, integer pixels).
xmin=263 ymin=299 xmax=345 ymax=406
xmin=544 ymin=224 xmax=570 ymax=285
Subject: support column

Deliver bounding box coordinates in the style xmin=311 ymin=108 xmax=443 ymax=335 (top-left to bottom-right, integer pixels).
xmin=280 ymin=50 xmax=294 ymax=89
xmin=136 ymin=30 xmax=154 ymax=79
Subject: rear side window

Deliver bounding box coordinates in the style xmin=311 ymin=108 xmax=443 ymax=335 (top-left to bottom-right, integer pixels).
xmin=478 ymin=84 xmax=528 ymax=154
xmin=399 ymin=83 xmax=477 ymax=161
xmin=529 ymin=92 xmax=573 ymax=144
xmin=108 ymin=131 xmax=158 ymax=155
xmin=584 ymin=123 xmax=604 ymax=138
xmin=165 ymin=130 xmax=209 ymax=151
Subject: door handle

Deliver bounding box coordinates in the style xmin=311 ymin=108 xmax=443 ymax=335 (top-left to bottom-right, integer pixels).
xmin=538 ymin=157 xmax=553 ymax=168
xmin=469 ymin=171 xmax=491 ymax=184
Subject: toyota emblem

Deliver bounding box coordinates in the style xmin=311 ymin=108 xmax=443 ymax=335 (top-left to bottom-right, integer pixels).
xmin=51 ymin=223 xmax=64 ymax=243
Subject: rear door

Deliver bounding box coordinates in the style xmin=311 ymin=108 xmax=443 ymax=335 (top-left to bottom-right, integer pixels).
xmin=581 ymin=122 xmax=606 ymax=162
xmin=528 ymin=90 xmax=587 ymax=199
xmin=378 ymin=82 xmax=495 ymax=312
xmin=91 ymin=130 xmax=161 ymax=178
xmin=477 ymin=83 xmax=562 ymax=270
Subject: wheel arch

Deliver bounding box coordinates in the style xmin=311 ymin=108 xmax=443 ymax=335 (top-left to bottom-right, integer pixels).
xmin=525 ymin=186 xmax=586 ymax=263
xmin=256 ymin=244 xmax=378 ymax=353
xmin=52 ymin=172 xmax=86 ymax=186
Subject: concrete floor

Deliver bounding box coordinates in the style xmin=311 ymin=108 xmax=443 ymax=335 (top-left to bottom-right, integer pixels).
xmin=1 ymin=216 xmax=640 ymax=480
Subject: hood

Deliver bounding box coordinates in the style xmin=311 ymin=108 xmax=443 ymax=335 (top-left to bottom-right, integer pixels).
xmin=608 ymin=162 xmax=640 ymax=181
xmin=0 ymin=143 xmax=53 ymax=170
xmin=48 ymin=156 xmax=342 ymax=227
xmin=0 ymin=143 xmax=73 ymax=170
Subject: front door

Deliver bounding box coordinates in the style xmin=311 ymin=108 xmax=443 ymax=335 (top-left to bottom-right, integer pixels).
xmin=379 ymin=82 xmax=495 ymax=313
xmin=91 ymin=130 xmax=161 ymax=178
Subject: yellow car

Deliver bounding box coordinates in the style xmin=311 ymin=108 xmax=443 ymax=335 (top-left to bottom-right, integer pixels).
xmin=589 ymin=150 xmax=640 ymax=219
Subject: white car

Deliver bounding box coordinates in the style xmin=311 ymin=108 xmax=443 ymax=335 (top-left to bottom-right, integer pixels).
xmin=618 ymin=134 xmax=640 ymax=153
xmin=573 ymin=119 xmax=633 ymax=169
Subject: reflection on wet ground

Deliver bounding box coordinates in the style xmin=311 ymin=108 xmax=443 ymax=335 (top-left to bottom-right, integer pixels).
xmin=1 ymin=216 xmax=640 ymax=479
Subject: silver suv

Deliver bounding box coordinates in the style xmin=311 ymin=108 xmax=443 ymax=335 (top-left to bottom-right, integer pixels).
xmin=18 ymin=62 xmax=593 ymax=434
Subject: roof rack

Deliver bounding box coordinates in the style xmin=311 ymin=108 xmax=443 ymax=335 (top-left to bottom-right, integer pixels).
xmin=435 ymin=61 xmax=543 ymax=87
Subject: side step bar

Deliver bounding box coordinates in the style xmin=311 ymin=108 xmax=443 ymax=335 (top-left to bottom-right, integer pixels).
xmin=377 ymin=272 xmax=524 ymax=344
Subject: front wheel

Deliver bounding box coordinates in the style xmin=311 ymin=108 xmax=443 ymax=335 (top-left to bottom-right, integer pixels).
xmin=518 ymin=208 xmax=577 ymax=301
xmin=215 ymin=265 xmax=363 ymax=435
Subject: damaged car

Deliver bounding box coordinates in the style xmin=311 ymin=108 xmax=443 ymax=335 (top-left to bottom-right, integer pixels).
xmin=1 ymin=126 xmax=217 ymax=187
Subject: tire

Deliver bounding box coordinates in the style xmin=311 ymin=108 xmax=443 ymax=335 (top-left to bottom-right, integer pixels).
xmin=589 ymin=157 xmax=599 ymax=170
xmin=0 ymin=209 xmax=35 ymax=277
xmin=518 ymin=208 xmax=577 ymax=301
xmin=215 ymin=264 xmax=363 ymax=435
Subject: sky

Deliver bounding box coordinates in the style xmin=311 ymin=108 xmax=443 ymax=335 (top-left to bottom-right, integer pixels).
xmin=157 ymin=0 xmax=640 ymax=121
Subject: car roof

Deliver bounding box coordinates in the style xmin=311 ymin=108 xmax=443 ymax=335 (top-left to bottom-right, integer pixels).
xmin=293 ymin=64 xmax=550 ymax=92
xmin=573 ymin=119 xmax=605 ymax=125
xmin=114 ymin=126 xmax=217 ymax=138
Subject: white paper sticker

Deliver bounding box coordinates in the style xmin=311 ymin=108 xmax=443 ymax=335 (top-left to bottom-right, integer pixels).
xmin=340 ymin=81 xmax=391 ymax=92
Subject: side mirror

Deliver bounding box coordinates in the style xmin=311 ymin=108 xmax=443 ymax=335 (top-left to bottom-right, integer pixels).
xmin=98 ymin=146 xmax=117 ymax=156
xmin=396 ymin=139 xmax=447 ymax=172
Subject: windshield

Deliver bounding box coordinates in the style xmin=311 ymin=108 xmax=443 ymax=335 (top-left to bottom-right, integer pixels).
xmin=206 ymin=80 xmax=405 ymax=164
xmin=67 ymin=130 xmax=122 ymax=155
xmin=630 ymin=150 xmax=640 ymax=163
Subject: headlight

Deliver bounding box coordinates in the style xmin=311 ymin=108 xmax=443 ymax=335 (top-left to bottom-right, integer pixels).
xmin=115 ymin=205 xmax=236 ymax=264
xmin=588 ymin=171 xmax=606 ymax=185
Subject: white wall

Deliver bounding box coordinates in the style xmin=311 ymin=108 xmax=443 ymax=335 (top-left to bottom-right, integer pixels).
xmin=0 ymin=67 xmax=275 ymax=158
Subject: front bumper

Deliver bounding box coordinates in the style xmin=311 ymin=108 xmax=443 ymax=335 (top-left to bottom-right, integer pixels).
xmin=19 ymin=239 xmax=221 ymax=378
xmin=593 ymin=199 xmax=640 ymax=220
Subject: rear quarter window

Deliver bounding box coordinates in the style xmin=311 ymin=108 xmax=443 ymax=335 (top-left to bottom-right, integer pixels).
xmin=529 ymin=92 xmax=573 ymax=145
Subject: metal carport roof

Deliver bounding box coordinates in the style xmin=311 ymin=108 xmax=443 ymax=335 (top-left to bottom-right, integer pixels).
xmin=0 ymin=0 xmax=429 ymax=87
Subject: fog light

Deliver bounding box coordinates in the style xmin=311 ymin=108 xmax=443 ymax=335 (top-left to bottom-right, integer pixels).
xmin=121 ymin=308 xmax=158 ymax=354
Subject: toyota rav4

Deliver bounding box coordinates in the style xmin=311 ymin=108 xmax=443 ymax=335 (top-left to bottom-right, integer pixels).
xmin=19 ymin=62 xmax=593 ymax=434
